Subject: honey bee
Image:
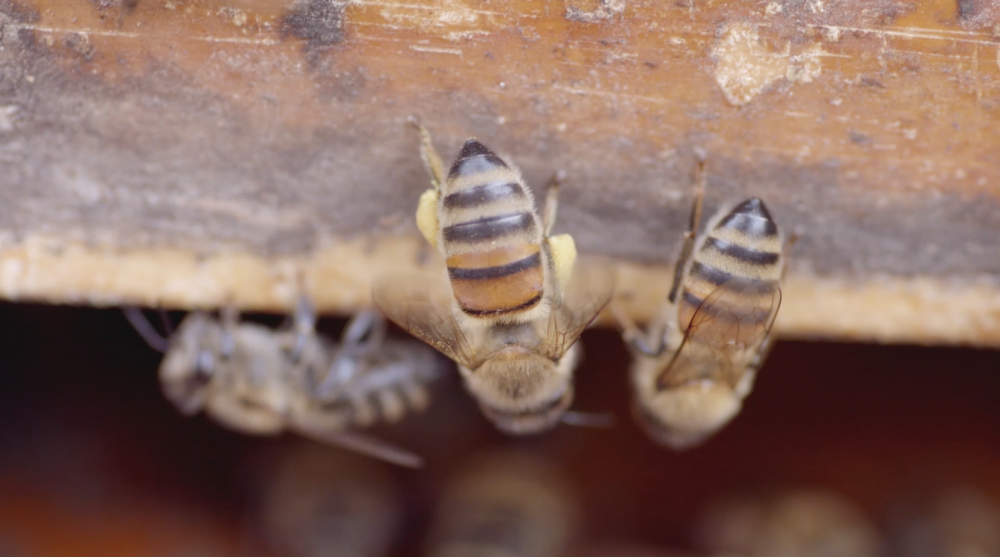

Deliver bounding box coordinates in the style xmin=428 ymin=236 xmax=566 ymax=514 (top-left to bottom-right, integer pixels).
xmin=696 ymin=490 xmax=882 ymax=557
xmin=425 ymin=451 xmax=579 ymax=557
xmin=251 ymin=443 xmax=401 ymax=557
xmin=125 ymin=300 xmax=442 ymax=467
xmin=887 ymin=487 xmax=1000 ymax=557
xmin=615 ymin=163 xmax=785 ymax=449
xmin=373 ymin=122 xmax=614 ymax=435
xmin=577 ymin=545 xmax=702 ymax=557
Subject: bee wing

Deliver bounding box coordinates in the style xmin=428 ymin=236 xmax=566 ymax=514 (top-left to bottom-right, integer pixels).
xmin=542 ymin=257 xmax=616 ymax=359
xmin=657 ymin=279 xmax=782 ymax=391
xmin=372 ymin=272 xmax=480 ymax=369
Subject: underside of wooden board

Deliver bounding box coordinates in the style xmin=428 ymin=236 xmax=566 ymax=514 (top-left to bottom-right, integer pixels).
xmin=0 ymin=0 xmax=998 ymax=346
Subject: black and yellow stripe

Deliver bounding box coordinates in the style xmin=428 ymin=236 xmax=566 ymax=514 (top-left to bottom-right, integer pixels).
xmin=678 ymin=198 xmax=782 ymax=339
xmin=439 ymin=139 xmax=546 ymax=317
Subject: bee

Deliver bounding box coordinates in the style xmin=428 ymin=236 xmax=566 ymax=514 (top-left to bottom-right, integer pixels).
xmin=252 ymin=444 xmax=401 ymax=557
xmin=373 ymin=122 xmax=614 ymax=435
xmin=577 ymin=545 xmax=700 ymax=557
xmin=696 ymin=490 xmax=882 ymax=557
xmin=425 ymin=451 xmax=578 ymax=557
xmin=124 ymin=299 xmax=442 ymax=467
xmin=886 ymin=487 xmax=1000 ymax=557
xmin=615 ymin=162 xmax=785 ymax=449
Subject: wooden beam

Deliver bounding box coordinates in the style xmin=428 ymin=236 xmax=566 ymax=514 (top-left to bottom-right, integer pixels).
xmin=0 ymin=0 xmax=997 ymax=346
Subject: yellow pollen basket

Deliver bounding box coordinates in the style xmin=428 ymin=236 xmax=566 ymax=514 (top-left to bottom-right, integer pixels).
xmin=416 ymin=188 xmax=439 ymax=248
xmin=547 ymin=233 xmax=576 ymax=292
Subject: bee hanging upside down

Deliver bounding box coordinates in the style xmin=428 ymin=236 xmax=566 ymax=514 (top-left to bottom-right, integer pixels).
xmin=373 ymin=120 xmax=614 ymax=435
xmin=125 ymin=299 xmax=442 ymax=467
xmin=615 ymin=161 xmax=787 ymax=449
xmin=425 ymin=451 xmax=579 ymax=557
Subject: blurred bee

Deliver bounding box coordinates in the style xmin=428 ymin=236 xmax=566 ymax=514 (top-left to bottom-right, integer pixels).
xmin=615 ymin=162 xmax=785 ymax=449
xmin=576 ymin=545 xmax=702 ymax=557
xmin=696 ymin=490 xmax=882 ymax=557
xmin=886 ymin=486 xmax=1000 ymax=557
xmin=425 ymin=451 xmax=578 ymax=557
xmin=373 ymin=121 xmax=614 ymax=434
xmin=124 ymin=299 xmax=442 ymax=467
xmin=251 ymin=443 xmax=401 ymax=557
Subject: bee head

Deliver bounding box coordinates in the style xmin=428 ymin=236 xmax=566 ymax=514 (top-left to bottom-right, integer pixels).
xmin=462 ymin=344 xmax=580 ymax=435
xmin=158 ymin=313 xmax=221 ymax=416
xmin=633 ymin=380 xmax=742 ymax=450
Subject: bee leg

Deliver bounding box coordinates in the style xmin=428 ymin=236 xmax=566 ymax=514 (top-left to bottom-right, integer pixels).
xmin=285 ymin=294 xmax=319 ymax=362
xmin=780 ymin=231 xmax=800 ymax=282
xmin=542 ymin=170 xmax=577 ymax=291
xmin=318 ymin=310 xmax=384 ymax=400
xmin=610 ymin=301 xmax=665 ymax=357
xmin=542 ymin=170 xmax=567 ymax=237
xmin=289 ymin=418 xmax=423 ymax=468
xmin=408 ymin=116 xmax=446 ymax=190
xmin=123 ymin=307 xmax=170 ymax=353
xmin=667 ymin=159 xmax=706 ymax=304
xmin=409 ymin=118 xmax=445 ymax=248
xmin=400 ymin=381 xmax=430 ymax=413
xmin=341 ymin=309 xmax=387 ymax=352
xmin=156 ymin=306 xmax=175 ymax=337
xmin=218 ymin=304 xmax=240 ymax=359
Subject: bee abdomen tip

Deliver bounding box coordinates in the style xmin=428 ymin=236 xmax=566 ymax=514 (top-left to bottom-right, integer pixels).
xmin=731 ymin=198 xmax=773 ymax=220
xmin=458 ymin=138 xmax=494 ymax=159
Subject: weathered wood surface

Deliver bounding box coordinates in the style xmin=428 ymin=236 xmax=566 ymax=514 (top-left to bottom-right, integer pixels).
xmin=0 ymin=0 xmax=998 ymax=345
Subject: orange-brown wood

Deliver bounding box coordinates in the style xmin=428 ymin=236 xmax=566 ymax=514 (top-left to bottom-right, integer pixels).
xmin=0 ymin=0 xmax=997 ymax=345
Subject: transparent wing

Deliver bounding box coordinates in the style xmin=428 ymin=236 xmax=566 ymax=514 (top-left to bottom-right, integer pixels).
xmin=542 ymin=256 xmax=616 ymax=359
xmin=372 ymin=272 xmax=480 ymax=369
xmin=657 ymin=279 xmax=782 ymax=391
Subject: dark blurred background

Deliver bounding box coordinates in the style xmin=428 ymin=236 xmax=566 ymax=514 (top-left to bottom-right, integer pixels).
xmin=0 ymin=302 xmax=999 ymax=556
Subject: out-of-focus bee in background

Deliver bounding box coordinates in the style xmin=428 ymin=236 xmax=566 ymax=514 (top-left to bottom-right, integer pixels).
xmin=124 ymin=299 xmax=443 ymax=467
xmin=615 ymin=162 xmax=786 ymax=449
xmin=885 ymin=486 xmax=1000 ymax=557
xmin=575 ymin=544 xmax=704 ymax=557
xmin=373 ymin=121 xmax=614 ymax=435
xmin=695 ymin=489 xmax=882 ymax=557
xmin=424 ymin=450 xmax=579 ymax=557
xmin=249 ymin=443 xmax=401 ymax=557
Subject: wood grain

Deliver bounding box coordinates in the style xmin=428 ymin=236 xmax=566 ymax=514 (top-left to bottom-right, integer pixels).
xmin=0 ymin=0 xmax=997 ymax=345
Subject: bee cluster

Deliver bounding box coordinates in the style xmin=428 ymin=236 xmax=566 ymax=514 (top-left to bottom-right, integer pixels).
xmin=2 ymin=121 xmax=998 ymax=557
xmin=130 ymin=121 xmax=789 ymax=468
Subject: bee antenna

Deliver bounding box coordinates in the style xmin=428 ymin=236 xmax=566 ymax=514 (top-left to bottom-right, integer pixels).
xmin=123 ymin=306 xmax=170 ymax=353
xmin=561 ymin=411 xmax=615 ymax=429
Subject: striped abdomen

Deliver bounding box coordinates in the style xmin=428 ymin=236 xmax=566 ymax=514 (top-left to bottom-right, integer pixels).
xmin=439 ymin=139 xmax=545 ymax=317
xmin=678 ymin=198 xmax=783 ymax=345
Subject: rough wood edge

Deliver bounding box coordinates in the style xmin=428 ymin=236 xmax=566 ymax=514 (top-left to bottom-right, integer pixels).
xmin=1 ymin=234 xmax=997 ymax=347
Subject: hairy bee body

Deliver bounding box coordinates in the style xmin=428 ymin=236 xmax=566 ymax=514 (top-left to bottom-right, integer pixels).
xmin=254 ymin=444 xmax=401 ymax=557
xmin=375 ymin=124 xmax=613 ymax=435
xmin=152 ymin=306 xmax=441 ymax=467
xmin=437 ymin=140 xmax=549 ymax=319
xmin=676 ymin=198 xmax=783 ymax=343
xmin=698 ymin=490 xmax=882 ymax=557
xmin=624 ymin=186 xmax=784 ymax=449
xmin=426 ymin=451 xmax=578 ymax=557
